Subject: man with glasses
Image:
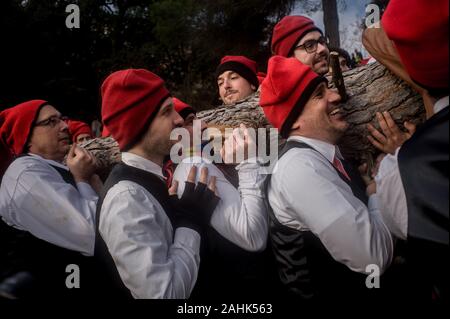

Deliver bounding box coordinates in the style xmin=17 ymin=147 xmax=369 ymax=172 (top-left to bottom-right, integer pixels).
xmin=271 ymin=15 xmax=330 ymax=76
xmin=0 ymin=100 xmax=99 ymax=298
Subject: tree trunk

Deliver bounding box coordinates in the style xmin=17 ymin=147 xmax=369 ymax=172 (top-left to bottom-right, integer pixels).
xmin=197 ymin=61 xmax=426 ymax=165
xmin=334 ymin=62 xmax=425 ymax=165
xmin=322 ymin=0 xmax=340 ymax=48
xmin=81 ymin=62 xmax=425 ymax=174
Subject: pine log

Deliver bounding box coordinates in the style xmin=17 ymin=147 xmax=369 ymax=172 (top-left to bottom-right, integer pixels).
xmin=80 ymin=62 xmax=426 ymax=175
xmin=198 ymin=61 xmax=426 ymax=166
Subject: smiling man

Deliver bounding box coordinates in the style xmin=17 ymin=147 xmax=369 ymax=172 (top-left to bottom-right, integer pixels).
xmin=0 ymin=100 xmax=99 ymax=297
xmin=260 ymin=56 xmax=393 ymax=301
xmin=271 ymin=15 xmax=330 ymax=76
xmin=216 ymin=55 xmax=259 ymax=105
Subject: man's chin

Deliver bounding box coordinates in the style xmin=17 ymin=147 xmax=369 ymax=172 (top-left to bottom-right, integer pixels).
xmin=224 ymin=94 xmax=240 ymax=105
xmin=315 ymin=62 xmax=329 ymax=75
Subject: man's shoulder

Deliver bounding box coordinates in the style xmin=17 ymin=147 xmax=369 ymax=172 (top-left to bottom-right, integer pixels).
xmin=5 ymin=155 xmax=53 ymax=178
xmin=277 ymin=145 xmax=328 ymax=170
xmin=271 ymin=145 xmax=332 ymax=184
xmin=103 ymin=179 xmax=158 ymax=204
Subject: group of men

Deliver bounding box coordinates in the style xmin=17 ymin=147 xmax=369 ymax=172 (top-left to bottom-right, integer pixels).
xmin=0 ymin=0 xmax=448 ymax=302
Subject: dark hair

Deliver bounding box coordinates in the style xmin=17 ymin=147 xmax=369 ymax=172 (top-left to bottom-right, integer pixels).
xmin=329 ymin=47 xmax=351 ymax=68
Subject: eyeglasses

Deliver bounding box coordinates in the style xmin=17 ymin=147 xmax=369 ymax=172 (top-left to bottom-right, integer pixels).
xmin=35 ymin=115 xmax=68 ymax=128
xmin=294 ymin=36 xmax=329 ymax=53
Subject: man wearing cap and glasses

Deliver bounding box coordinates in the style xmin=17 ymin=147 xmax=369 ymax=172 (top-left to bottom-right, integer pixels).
xmin=271 ymin=15 xmax=330 ymax=76
xmin=0 ymin=100 xmax=99 ymax=298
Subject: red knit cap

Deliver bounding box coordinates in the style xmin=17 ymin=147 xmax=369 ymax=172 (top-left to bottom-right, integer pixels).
xmin=101 ymin=124 xmax=110 ymax=137
xmin=173 ymin=97 xmax=195 ymax=120
xmin=382 ymin=0 xmax=449 ymax=89
xmin=0 ymin=100 xmax=48 ymax=157
xmin=271 ymin=15 xmax=322 ymax=57
xmin=67 ymin=120 xmax=93 ymax=143
xmin=260 ymin=56 xmax=326 ymax=138
xmin=257 ymin=72 xmax=266 ymax=85
xmin=101 ymin=69 xmax=170 ymax=150
xmin=215 ymin=55 xmax=259 ymax=88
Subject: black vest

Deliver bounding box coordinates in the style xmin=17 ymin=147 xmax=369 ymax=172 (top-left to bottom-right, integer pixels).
xmin=266 ymin=140 xmax=370 ymax=300
xmin=398 ymin=106 xmax=449 ymax=302
xmin=0 ymin=157 xmax=93 ymax=299
xmin=189 ymin=163 xmax=281 ymax=300
xmin=190 ymin=226 xmax=282 ymax=300
xmin=94 ymin=162 xmax=174 ymax=299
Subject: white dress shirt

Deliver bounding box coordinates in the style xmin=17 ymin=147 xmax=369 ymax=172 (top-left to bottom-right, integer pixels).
xmin=173 ymin=156 xmax=268 ymax=252
xmin=374 ymin=149 xmax=408 ymax=240
xmin=267 ymin=136 xmax=393 ymax=274
xmin=375 ymin=95 xmax=449 ymax=240
xmin=98 ymin=152 xmax=201 ymax=299
xmin=0 ymin=154 xmax=98 ymax=255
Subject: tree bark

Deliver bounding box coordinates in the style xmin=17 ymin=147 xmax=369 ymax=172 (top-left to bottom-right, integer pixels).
xmin=322 ymin=0 xmax=340 ymax=48
xmin=81 ymin=62 xmax=426 ymax=174
xmin=197 ymin=61 xmax=426 ymax=165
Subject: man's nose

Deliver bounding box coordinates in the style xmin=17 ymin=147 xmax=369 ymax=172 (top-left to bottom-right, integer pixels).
xmin=317 ymin=42 xmax=328 ymax=55
xmin=224 ymin=78 xmax=232 ymax=89
xmin=174 ymin=112 xmax=184 ymax=127
xmin=60 ymin=120 xmax=69 ymax=131
xmin=328 ymin=89 xmax=342 ymax=104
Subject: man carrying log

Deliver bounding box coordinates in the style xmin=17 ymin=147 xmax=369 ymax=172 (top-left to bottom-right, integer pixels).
xmin=216 ymin=55 xmax=259 ymax=105
xmin=271 ymin=15 xmax=330 ymax=76
xmin=260 ymin=56 xmax=393 ymax=301
xmin=0 ymin=100 xmax=99 ymax=298
xmin=367 ymin=0 xmax=449 ymax=303
xmin=96 ymin=69 xmax=220 ymax=299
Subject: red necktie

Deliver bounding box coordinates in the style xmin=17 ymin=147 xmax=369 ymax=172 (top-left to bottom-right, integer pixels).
xmin=332 ymin=156 xmax=351 ymax=181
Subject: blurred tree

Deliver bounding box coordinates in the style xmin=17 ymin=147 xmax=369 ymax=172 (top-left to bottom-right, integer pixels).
xmin=0 ymin=0 xmax=296 ymax=116
xmin=322 ymin=0 xmax=340 ymax=47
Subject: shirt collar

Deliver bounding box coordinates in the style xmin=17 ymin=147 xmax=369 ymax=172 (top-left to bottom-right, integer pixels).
xmin=121 ymin=152 xmax=165 ymax=179
xmin=287 ymin=136 xmax=340 ymax=162
xmin=434 ymin=96 xmax=449 ymax=114
xmin=28 ymin=153 xmax=69 ymax=171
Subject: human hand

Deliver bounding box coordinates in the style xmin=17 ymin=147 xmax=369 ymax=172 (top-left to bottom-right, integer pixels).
xmin=367 ymin=111 xmax=416 ymax=155
xmin=220 ymin=124 xmax=256 ymax=164
xmin=169 ymin=166 xmax=220 ymax=233
xmin=66 ymin=144 xmax=97 ymax=183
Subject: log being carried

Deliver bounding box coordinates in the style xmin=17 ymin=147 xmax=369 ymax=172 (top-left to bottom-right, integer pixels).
xmin=198 ymin=61 xmax=425 ymax=166
xmin=80 ymin=62 xmax=425 ymax=175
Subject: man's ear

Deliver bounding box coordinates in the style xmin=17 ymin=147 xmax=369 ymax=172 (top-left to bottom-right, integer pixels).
xmin=291 ymin=118 xmax=301 ymax=131
xmin=251 ymin=84 xmax=256 ymax=91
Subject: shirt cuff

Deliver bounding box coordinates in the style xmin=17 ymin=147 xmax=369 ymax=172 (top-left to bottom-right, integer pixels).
xmin=174 ymin=227 xmax=201 ymax=253
xmin=236 ymin=162 xmax=267 ymax=195
xmin=76 ymin=182 xmax=98 ymax=200
xmin=368 ymin=194 xmax=380 ymax=213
